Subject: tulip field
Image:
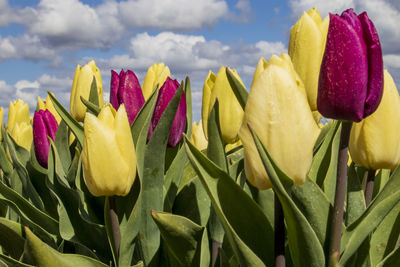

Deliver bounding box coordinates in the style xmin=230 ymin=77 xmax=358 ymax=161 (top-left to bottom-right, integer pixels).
xmin=1 ymin=7 xmax=400 ymax=267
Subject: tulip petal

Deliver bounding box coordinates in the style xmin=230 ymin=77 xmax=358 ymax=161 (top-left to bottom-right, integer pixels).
xmin=110 ymin=70 xmax=121 ymax=110
xmin=33 ymin=111 xmax=50 ymax=167
xmin=358 ymin=12 xmax=384 ymax=117
xmin=118 ymin=70 xmax=145 ymax=125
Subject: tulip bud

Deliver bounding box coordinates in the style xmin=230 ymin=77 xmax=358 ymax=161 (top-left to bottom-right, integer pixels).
xmin=317 ymin=9 xmax=383 ymax=122
xmin=148 ymin=77 xmax=186 ymax=147
xmin=70 ymin=60 xmax=104 ymax=122
xmin=239 ymin=54 xmax=320 ymax=190
xmin=289 ymin=8 xmax=329 ymax=111
xmin=349 ymin=70 xmax=400 ymax=170
xmin=10 ymin=122 xmax=32 ymax=151
xmin=8 ymin=99 xmax=30 ymax=133
xmin=38 ymin=95 xmax=61 ymax=123
xmin=82 ymin=104 xmax=137 ymax=196
xmin=33 ymin=110 xmax=58 ymax=168
xmin=142 ymin=63 xmax=170 ymax=100
xmin=190 ymin=120 xmax=208 ymax=151
xmin=202 ymin=67 xmax=244 ymax=144
xmin=110 ymin=69 xmax=145 ymax=125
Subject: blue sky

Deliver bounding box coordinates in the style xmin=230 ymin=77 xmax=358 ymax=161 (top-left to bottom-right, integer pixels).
xmin=1 ymin=0 xmax=400 ymax=121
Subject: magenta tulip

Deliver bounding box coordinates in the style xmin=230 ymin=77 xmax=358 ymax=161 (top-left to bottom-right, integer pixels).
xmin=33 ymin=110 xmax=58 ymax=168
xmin=317 ymin=9 xmax=383 ymax=122
xmin=110 ymin=69 xmax=145 ymax=125
xmin=149 ymin=77 xmax=186 ymax=147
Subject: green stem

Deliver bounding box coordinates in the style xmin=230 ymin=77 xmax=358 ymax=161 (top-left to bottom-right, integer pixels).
xmin=108 ymin=197 xmax=121 ymax=261
xmin=329 ymin=121 xmax=352 ymax=258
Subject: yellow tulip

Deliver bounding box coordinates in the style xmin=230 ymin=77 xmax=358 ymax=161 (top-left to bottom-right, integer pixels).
xmin=82 ymin=104 xmax=137 ymax=196
xmin=349 ymin=70 xmax=400 ymax=170
xmin=70 ymin=60 xmax=104 ymax=122
xmin=239 ymin=54 xmax=320 ymax=189
xmin=190 ymin=120 xmax=208 ymax=151
xmin=202 ymin=66 xmax=244 ymax=144
xmin=289 ymin=7 xmax=329 ymax=111
xmin=10 ymin=122 xmax=33 ymax=151
xmin=7 ymin=99 xmax=30 ymax=133
xmin=142 ymin=62 xmax=170 ymax=100
xmin=226 ymin=139 xmax=242 ymax=153
xmin=38 ymin=95 xmax=61 ymax=123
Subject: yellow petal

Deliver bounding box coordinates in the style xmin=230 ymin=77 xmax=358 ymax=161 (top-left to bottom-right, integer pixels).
xmin=8 ymin=99 xmax=30 ymax=133
xmin=37 ymin=96 xmax=46 ymax=111
xmin=349 ymin=70 xmax=400 ymax=170
xmin=289 ymin=8 xmax=328 ymax=111
xmin=201 ymin=71 xmax=216 ymax=138
xmin=11 ymin=122 xmax=32 ymax=151
xmin=190 ymin=120 xmax=208 ymax=151
xmin=45 ymin=95 xmax=61 ymax=123
xmin=251 ymin=57 xmax=268 ymax=88
xmin=142 ymin=63 xmax=171 ymax=100
xmin=239 ymin=53 xmax=320 ymax=189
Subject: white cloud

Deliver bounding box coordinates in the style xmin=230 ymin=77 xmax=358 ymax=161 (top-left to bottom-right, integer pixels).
xmin=289 ymin=0 xmax=355 ymax=18
xmin=118 ymin=0 xmax=228 ymax=30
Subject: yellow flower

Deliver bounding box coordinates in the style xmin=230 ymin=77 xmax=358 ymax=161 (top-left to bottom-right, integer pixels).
xmin=142 ymin=62 xmax=170 ymax=100
xmin=38 ymin=95 xmax=61 ymax=123
xmin=349 ymin=70 xmax=400 ymax=170
xmin=7 ymin=99 xmax=30 ymax=133
xmin=70 ymin=60 xmax=104 ymax=122
xmin=82 ymin=104 xmax=137 ymax=196
xmin=226 ymin=139 xmax=242 ymax=152
xmin=289 ymin=8 xmax=329 ymax=111
xmin=190 ymin=120 xmax=208 ymax=151
xmin=202 ymin=67 xmax=244 ymax=144
xmin=10 ymin=122 xmax=32 ymax=151
xmin=239 ymin=54 xmax=320 ymax=189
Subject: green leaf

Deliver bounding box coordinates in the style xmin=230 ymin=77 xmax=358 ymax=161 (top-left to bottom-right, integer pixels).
xmin=376 ymin=245 xmax=400 ymax=267
xmin=3 ymin=130 xmax=44 ymax=210
xmin=54 ymin=120 xmax=72 ymax=174
xmin=104 ymin=197 xmax=118 ymax=267
xmin=345 ymin=163 xmax=366 ymax=226
xmin=185 ymin=136 xmax=273 ymax=267
xmin=0 ymin=142 xmax=12 ymax=176
xmin=88 ymin=77 xmax=99 ymax=107
xmin=308 ymin=121 xmax=341 ymax=204
xmin=249 ymin=128 xmax=325 ymax=267
xmin=0 ymin=217 xmax=25 ymax=259
xmin=226 ymin=68 xmax=248 ymax=110
xmin=340 ymin=167 xmax=400 ymax=265
xmin=80 ymin=97 xmax=101 ymax=117
xmin=47 ymin=92 xmax=84 ymax=146
xmin=137 ymin=83 xmax=185 ymax=265
xmin=152 ymin=211 xmax=210 ymax=267
xmin=0 ymin=253 xmax=35 ymax=267
xmin=291 ymin=178 xmax=332 ymax=252
xmin=24 ymin=227 xmax=108 ymax=267
xmin=184 ymin=76 xmax=192 ymax=137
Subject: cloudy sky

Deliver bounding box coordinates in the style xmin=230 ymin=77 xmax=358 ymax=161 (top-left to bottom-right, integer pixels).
xmin=1 ymin=0 xmax=400 ymax=121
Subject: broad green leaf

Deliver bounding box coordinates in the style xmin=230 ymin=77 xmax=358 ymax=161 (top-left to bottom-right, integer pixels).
xmin=152 ymin=211 xmax=210 ymax=267
xmin=88 ymin=77 xmax=99 ymax=107
xmin=313 ymin=120 xmax=334 ymax=153
xmin=3 ymin=130 xmax=44 ymax=210
xmin=80 ymin=97 xmax=100 ymax=116
xmin=137 ymin=83 xmax=185 ymax=265
xmin=185 ymin=136 xmax=273 ymax=267
xmin=226 ymin=68 xmax=248 ymax=110
xmin=340 ymin=166 xmax=400 ymax=265
xmin=0 ymin=217 xmax=25 ymax=259
xmin=0 ymin=142 xmax=12 ymax=176
xmin=250 ymin=129 xmax=325 ymax=267
xmin=0 ymin=253 xmax=34 ymax=267
xmin=376 ymin=245 xmax=400 ymax=267
xmin=373 ymin=169 xmax=390 ymax=199
xmin=47 ymin=92 xmax=84 ymax=145
xmin=25 ymin=227 xmax=108 ymax=267
xmin=54 ymin=120 xmax=72 ymax=174
xmin=345 ymin=163 xmax=366 ymax=226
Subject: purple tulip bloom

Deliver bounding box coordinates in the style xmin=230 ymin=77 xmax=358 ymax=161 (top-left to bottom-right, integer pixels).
xmin=317 ymin=9 xmax=383 ymax=122
xmin=149 ymin=77 xmax=186 ymax=147
xmin=33 ymin=110 xmax=58 ymax=168
xmin=110 ymin=69 xmax=145 ymax=125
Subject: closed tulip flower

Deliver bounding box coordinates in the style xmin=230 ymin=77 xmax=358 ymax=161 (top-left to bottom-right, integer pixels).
xmin=37 ymin=95 xmax=61 ymax=123
xmin=289 ymin=8 xmax=329 ymax=111
xmin=10 ymin=122 xmax=32 ymax=151
xmin=148 ymin=77 xmax=186 ymax=147
xmin=190 ymin=120 xmax=208 ymax=151
xmin=33 ymin=110 xmax=58 ymax=168
xmin=349 ymin=70 xmax=400 ymax=170
xmin=8 ymin=99 xmax=30 ymax=133
xmin=202 ymin=67 xmax=244 ymax=144
xmin=70 ymin=60 xmax=104 ymax=122
xmin=239 ymin=54 xmax=320 ymax=190
xmin=317 ymin=9 xmax=383 ymax=122
xmin=110 ymin=69 xmax=145 ymax=125
xmin=142 ymin=63 xmax=170 ymax=100
xmin=82 ymin=104 xmax=137 ymax=197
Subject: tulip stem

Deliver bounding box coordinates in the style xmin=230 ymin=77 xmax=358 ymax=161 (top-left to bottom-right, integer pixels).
xmin=364 ymin=170 xmax=375 ymax=206
xmin=329 ymin=121 xmax=352 ymax=259
xmin=108 ymin=197 xmax=121 ymax=261
xmin=274 ymin=193 xmax=285 ymax=267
